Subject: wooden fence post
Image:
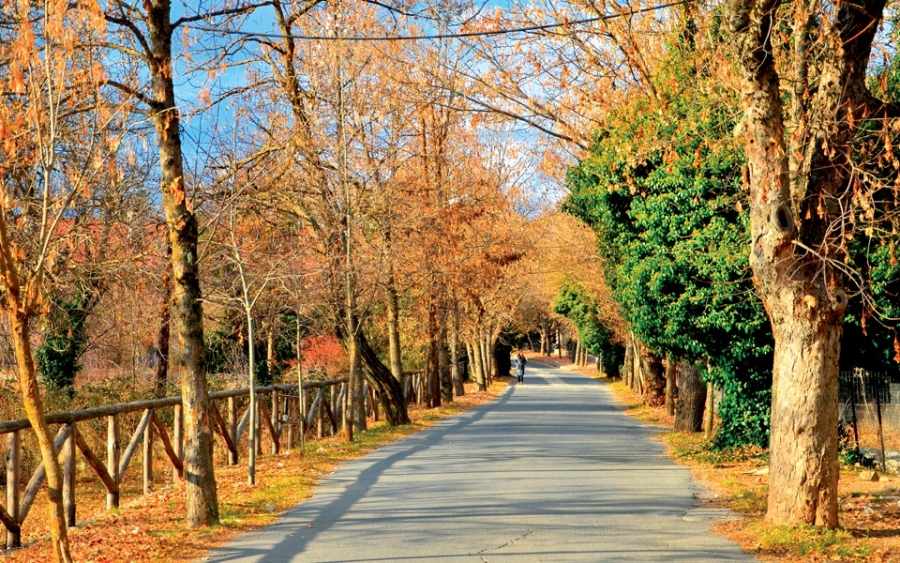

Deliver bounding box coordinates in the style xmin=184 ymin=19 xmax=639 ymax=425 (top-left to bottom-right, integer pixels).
xmin=107 ymin=415 xmax=120 ymax=509
xmin=227 ymin=397 xmax=238 ymax=465
xmin=63 ymin=424 xmax=76 ymax=527
xmin=317 ymin=394 xmax=324 ymax=439
xmin=173 ymin=403 xmax=183 ymax=481
xmin=283 ymin=395 xmax=293 ymax=451
xmin=143 ymin=414 xmax=153 ymax=495
xmin=271 ymin=389 xmax=279 ymax=455
xmin=6 ymin=430 xmax=20 ymax=548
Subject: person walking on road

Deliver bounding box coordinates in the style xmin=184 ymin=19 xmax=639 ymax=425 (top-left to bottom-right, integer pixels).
xmin=515 ymin=351 xmax=527 ymax=385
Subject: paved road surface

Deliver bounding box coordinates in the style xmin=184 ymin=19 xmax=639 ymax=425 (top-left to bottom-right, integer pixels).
xmin=206 ymin=363 xmax=755 ymax=562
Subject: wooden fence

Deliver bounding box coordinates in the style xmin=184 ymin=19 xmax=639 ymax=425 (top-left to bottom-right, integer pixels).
xmin=0 ymin=378 xmax=350 ymax=550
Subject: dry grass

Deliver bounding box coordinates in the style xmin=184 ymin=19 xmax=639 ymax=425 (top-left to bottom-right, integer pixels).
xmin=1 ymin=380 xmax=509 ymax=563
xmin=600 ymin=378 xmax=900 ymax=562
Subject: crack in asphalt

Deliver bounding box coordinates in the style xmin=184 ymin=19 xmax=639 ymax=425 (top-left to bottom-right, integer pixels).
xmin=476 ymin=529 xmax=534 ymax=561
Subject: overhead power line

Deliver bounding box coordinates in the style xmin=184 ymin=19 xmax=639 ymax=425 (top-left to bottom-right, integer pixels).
xmin=188 ymin=0 xmax=692 ymax=42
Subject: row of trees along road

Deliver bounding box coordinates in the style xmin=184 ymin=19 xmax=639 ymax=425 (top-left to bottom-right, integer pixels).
xmin=457 ymin=0 xmax=900 ymax=531
xmin=7 ymin=1 xmax=900 ymax=556
xmin=0 ymin=2 xmax=540 ymax=560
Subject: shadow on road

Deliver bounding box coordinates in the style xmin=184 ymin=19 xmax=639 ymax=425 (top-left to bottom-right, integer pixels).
xmin=209 ymin=388 xmax=515 ymax=562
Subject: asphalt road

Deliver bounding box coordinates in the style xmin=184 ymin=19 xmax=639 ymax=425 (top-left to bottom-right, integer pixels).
xmin=205 ymin=363 xmax=756 ymax=563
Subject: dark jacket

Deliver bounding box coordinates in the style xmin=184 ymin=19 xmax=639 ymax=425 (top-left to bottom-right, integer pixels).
xmin=515 ymin=355 xmax=527 ymax=375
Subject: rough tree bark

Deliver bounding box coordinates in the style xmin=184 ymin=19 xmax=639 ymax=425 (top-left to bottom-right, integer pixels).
xmin=674 ymin=362 xmax=706 ymax=432
xmin=348 ymin=330 xmax=410 ymax=425
xmin=450 ymin=305 xmax=464 ymax=396
xmin=145 ymin=1 xmax=218 ymax=526
xmin=622 ymin=336 xmax=633 ymax=388
xmin=665 ymin=354 xmax=676 ymax=416
xmin=640 ymin=348 xmax=665 ymax=407
xmin=729 ymin=0 xmax=889 ymax=527
xmin=9 ymin=308 xmax=72 ymax=562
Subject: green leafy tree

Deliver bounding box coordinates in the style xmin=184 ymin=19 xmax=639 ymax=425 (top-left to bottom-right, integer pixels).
xmin=36 ymin=284 xmax=99 ymax=392
xmin=553 ymin=282 xmax=624 ymax=378
xmin=563 ymin=39 xmax=773 ymax=447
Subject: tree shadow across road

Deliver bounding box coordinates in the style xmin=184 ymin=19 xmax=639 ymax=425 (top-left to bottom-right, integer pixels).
xmin=206 ymin=368 xmax=754 ymax=563
xmin=206 ymin=388 xmax=515 ymax=563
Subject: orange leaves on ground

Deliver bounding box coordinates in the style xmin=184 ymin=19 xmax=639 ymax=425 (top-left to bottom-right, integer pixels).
xmin=1 ymin=381 xmax=502 ymax=563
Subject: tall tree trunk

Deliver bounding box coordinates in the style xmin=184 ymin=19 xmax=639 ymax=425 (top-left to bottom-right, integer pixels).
xmin=246 ymin=314 xmax=258 ymax=484
xmin=487 ymin=331 xmax=499 ymax=385
xmin=295 ymin=313 xmax=306 ymax=452
xmin=556 ymin=324 xmax=562 ymax=358
xmin=480 ymin=335 xmax=491 ymax=387
xmin=152 ymin=256 xmax=172 ymax=393
xmin=704 ymin=381 xmax=715 ymax=440
xmin=385 ymin=261 xmax=404 ymax=381
xmin=471 ymin=339 xmax=486 ymax=391
xmin=147 ymin=3 xmax=218 ymax=526
xmin=665 ymin=354 xmax=676 ymax=416
xmin=622 ymin=336 xmax=633 ymax=387
xmin=10 ymin=309 xmax=72 ymax=562
xmin=266 ymin=326 xmax=275 ymax=381
xmin=450 ymin=305 xmax=464 ymax=396
xmin=630 ymin=334 xmax=643 ymax=394
xmin=428 ymin=299 xmax=441 ymax=408
xmin=351 ymin=332 xmax=366 ymax=434
xmin=674 ymin=362 xmax=706 ymax=432
xmin=767 ymin=320 xmax=841 ymax=525
xmin=439 ymin=336 xmax=452 ymax=403
xmin=728 ymin=0 xmax=885 ymax=529
xmin=539 ymin=322 xmax=547 ymax=355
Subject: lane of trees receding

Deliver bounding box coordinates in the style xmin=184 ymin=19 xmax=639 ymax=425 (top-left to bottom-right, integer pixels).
xmin=3 ymin=1 xmax=900 ymax=559
xmin=540 ymin=0 xmax=900 ymax=530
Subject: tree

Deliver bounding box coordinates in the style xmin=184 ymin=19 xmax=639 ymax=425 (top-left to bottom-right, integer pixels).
xmin=36 ymin=281 xmax=99 ymax=392
xmin=563 ymin=19 xmax=774 ymax=445
xmin=0 ymin=2 xmax=125 ymax=559
xmin=101 ymin=0 xmax=265 ymax=527
xmin=553 ymin=282 xmax=624 ymax=377
xmin=728 ymin=0 xmax=899 ymax=527
xmin=246 ymin=0 xmax=411 ymax=427
xmin=206 ymin=164 xmax=292 ymax=482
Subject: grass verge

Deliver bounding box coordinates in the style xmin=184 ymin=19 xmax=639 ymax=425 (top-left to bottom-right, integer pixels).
xmin=1 ymin=379 xmax=510 ymax=563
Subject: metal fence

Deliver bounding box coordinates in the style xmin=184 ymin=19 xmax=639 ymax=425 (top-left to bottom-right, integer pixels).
xmin=839 ymin=370 xmax=900 ymax=471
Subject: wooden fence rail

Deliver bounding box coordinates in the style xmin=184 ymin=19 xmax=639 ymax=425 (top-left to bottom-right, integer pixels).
xmin=1 ymin=378 xmax=348 ymax=550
